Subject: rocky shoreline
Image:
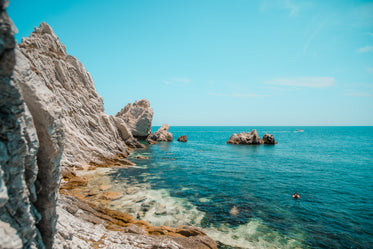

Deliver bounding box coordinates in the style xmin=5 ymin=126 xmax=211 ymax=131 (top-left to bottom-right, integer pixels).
xmin=0 ymin=3 xmax=217 ymax=248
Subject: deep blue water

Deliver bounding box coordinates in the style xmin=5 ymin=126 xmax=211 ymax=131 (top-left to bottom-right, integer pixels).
xmin=116 ymin=126 xmax=373 ymax=248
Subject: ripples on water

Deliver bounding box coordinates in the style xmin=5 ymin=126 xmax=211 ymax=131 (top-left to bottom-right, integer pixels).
xmin=112 ymin=126 xmax=373 ymax=248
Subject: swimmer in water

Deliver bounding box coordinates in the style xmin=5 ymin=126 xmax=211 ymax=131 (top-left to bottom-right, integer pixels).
xmin=292 ymin=192 xmax=300 ymax=199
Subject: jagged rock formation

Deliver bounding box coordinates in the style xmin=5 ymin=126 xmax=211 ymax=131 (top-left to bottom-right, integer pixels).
xmin=262 ymin=133 xmax=277 ymax=144
xmin=116 ymin=99 xmax=153 ymax=140
xmin=227 ymin=130 xmax=277 ymax=145
xmin=227 ymin=129 xmax=263 ymax=145
xmin=147 ymin=124 xmax=173 ymax=143
xmin=177 ymin=135 xmax=188 ymax=142
xmin=0 ymin=2 xmax=63 ymax=248
xmin=17 ymin=22 xmax=143 ymax=171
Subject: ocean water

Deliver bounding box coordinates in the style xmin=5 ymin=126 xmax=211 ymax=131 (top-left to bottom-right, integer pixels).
xmin=110 ymin=126 xmax=373 ymax=248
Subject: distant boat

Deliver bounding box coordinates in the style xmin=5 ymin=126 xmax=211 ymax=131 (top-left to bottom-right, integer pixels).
xmin=296 ymin=129 xmax=304 ymax=132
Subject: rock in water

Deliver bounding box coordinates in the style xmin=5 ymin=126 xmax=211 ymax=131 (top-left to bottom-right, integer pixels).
xmin=177 ymin=135 xmax=188 ymax=142
xmin=227 ymin=129 xmax=263 ymax=144
xmin=147 ymin=124 xmax=173 ymax=143
xmin=229 ymin=206 xmax=239 ymax=216
xmin=116 ymin=99 xmax=153 ymax=140
xmin=262 ymin=133 xmax=277 ymax=144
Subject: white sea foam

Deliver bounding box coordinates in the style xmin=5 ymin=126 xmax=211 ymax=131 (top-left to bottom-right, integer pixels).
xmin=204 ymin=220 xmax=304 ymax=249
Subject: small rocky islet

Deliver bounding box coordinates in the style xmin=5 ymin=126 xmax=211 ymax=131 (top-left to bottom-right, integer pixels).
xmin=227 ymin=129 xmax=277 ymax=145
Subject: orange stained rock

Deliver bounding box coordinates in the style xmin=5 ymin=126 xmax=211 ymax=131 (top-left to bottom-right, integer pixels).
xmin=101 ymin=191 xmax=123 ymax=200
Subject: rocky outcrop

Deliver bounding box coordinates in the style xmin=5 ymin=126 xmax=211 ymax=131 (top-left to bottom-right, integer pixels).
xmin=16 ymin=22 xmax=144 ymax=171
xmin=177 ymin=135 xmax=188 ymax=142
xmin=147 ymin=124 xmax=173 ymax=143
xmin=227 ymin=130 xmax=277 ymax=145
xmin=262 ymin=133 xmax=277 ymax=144
xmin=116 ymin=99 xmax=153 ymax=139
xmin=0 ymin=2 xmax=63 ymax=248
xmin=227 ymin=129 xmax=263 ymax=145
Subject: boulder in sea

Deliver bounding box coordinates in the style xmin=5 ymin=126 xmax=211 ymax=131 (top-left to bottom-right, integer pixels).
xmin=116 ymin=99 xmax=153 ymax=140
xmin=227 ymin=129 xmax=263 ymax=145
xmin=262 ymin=133 xmax=277 ymax=144
xmin=147 ymin=124 xmax=173 ymax=143
xmin=177 ymin=135 xmax=187 ymax=142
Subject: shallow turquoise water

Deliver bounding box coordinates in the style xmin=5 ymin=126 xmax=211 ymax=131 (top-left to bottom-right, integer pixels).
xmin=114 ymin=126 xmax=373 ymax=248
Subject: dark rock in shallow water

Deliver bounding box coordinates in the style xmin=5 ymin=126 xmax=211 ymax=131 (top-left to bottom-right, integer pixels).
xmin=227 ymin=129 xmax=263 ymax=145
xmin=177 ymin=135 xmax=187 ymax=142
xmin=262 ymin=133 xmax=277 ymax=144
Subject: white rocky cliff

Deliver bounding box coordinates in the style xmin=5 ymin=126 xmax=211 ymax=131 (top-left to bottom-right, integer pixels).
xmin=17 ymin=22 xmax=143 ymax=171
xmin=1 ymin=7 xmax=217 ymax=248
xmin=116 ymin=99 xmax=153 ymax=140
xmin=1 ymin=1 xmax=63 ymax=248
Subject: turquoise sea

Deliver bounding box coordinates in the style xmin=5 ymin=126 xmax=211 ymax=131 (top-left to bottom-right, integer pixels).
xmin=112 ymin=126 xmax=373 ymax=248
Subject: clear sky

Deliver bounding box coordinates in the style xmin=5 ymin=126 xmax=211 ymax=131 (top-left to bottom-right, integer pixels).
xmin=9 ymin=0 xmax=373 ymax=126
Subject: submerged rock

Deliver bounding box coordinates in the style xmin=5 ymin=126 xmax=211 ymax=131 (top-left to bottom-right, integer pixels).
xmin=116 ymin=99 xmax=153 ymax=139
xmin=227 ymin=129 xmax=263 ymax=145
xmin=229 ymin=206 xmax=239 ymax=216
xmin=147 ymin=124 xmax=173 ymax=143
xmin=177 ymin=135 xmax=188 ymax=142
xmin=136 ymin=155 xmax=149 ymax=160
xmin=262 ymin=133 xmax=277 ymax=144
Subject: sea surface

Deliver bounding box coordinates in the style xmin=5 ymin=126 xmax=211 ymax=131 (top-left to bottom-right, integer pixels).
xmin=110 ymin=126 xmax=373 ymax=248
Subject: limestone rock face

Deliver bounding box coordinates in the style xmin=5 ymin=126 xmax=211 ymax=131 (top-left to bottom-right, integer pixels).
xmin=116 ymin=99 xmax=153 ymax=139
xmin=227 ymin=129 xmax=263 ymax=145
xmin=262 ymin=133 xmax=277 ymax=144
xmin=177 ymin=135 xmax=188 ymax=142
xmin=147 ymin=124 xmax=173 ymax=143
xmin=1 ymin=3 xmax=63 ymax=248
xmin=17 ymin=22 xmax=139 ymax=170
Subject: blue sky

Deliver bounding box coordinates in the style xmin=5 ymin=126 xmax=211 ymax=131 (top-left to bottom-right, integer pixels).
xmin=9 ymin=0 xmax=373 ymax=126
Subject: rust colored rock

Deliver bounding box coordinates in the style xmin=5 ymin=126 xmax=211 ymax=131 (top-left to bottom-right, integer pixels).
xmin=101 ymin=191 xmax=123 ymax=200
xmin=60 ymin=176 xmax=88 ymax=190
xmin=99 ymin=185 xmax=112 ymax=191
xmin=86 ymin=189 xmax=99 ymax=196
xmin=177 ymin=135 xmax=188 ymax=142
